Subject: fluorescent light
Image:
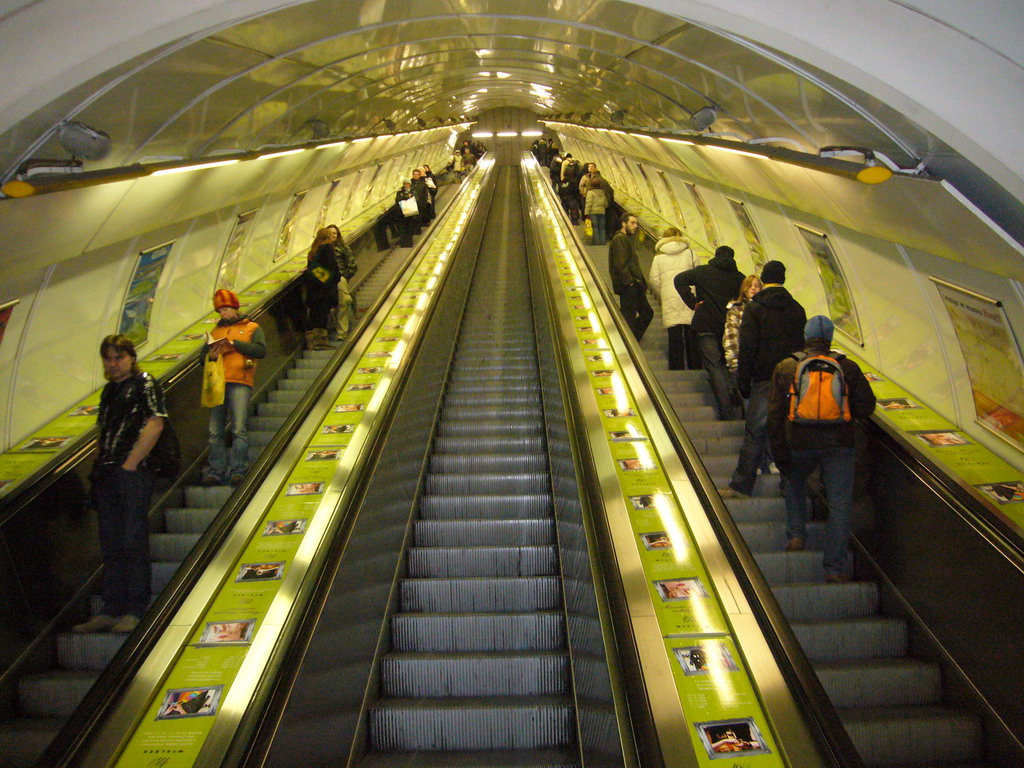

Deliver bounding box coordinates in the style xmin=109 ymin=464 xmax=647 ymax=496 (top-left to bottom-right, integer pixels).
xmin=315 ymin=140 xmax=348 ymax=149
xmin=628 ymin=132 xmax=650 ymax=139
xmin=496 ymin=131 xmax=517 ymax=137
xmin=707 ymin=144 xmax=768 ymax=159
xmin=472 ymin=132 xmax=494 ymax=138
xmin=257 ymin=148 xmax=305 ymax=160
xmin=479 ymin=71 xmax=491 ymax=77
xmin=477 ymin=49 xmax=491 ymax=55
xmin=476 ymin=88 xmax=488 ymax=93
xmin=522 ymin=131 xmax=543 ymax=137
xmin=152 ymin=159 xmax=240 ymax=176
xmin=351 ymin=137 xmax=373 ymax=143
xmin=496 ymin=71 xmax=510 ymax=78
xmin=659 ymin=137 xmax=695 ymax=146
xmin=609 ymin=129 xmax=627 ymax=135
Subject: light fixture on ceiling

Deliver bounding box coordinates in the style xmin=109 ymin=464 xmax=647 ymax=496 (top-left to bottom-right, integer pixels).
xmin=383 ymin=118 xmax=397 ymax=131
xmin=307 ymin=119 xmax=330 ymax=139
xmin=416 ymin=117 xmax=427 ymax=128
xmin=688 ymin=105 xmax=718 ymax=132
xmin=57 ymin=121 xmax=112 ymax=161
xmin=819 ymin=146 xmax=896 ymax=184
xmin=610 ymin=109 xmax=627 ymax=125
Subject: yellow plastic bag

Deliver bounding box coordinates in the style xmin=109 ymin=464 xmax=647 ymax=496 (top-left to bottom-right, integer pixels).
xmin=584 ymin=218 xmax=593 ymax=238
xmin=201 ymin=356 xmax=225 ymax=408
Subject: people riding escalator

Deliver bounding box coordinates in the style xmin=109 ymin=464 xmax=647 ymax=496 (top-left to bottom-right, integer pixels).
xmin=305 ymin=227 xmax=341 ymax=351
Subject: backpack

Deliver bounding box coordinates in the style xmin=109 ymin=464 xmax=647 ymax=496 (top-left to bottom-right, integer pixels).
xmin=788 ymin=352 xmax=851 ymax=425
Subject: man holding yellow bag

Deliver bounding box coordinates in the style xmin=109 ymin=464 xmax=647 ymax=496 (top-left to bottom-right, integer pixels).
xmin=202 ymin=289 xmax=266 ymax=486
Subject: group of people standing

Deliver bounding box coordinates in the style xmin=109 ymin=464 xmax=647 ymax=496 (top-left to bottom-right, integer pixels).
xmin=611 ymin=214 xmax=875 ymax=582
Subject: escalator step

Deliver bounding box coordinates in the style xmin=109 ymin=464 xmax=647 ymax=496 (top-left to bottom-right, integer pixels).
xmin=165 ymin=507 xmax=219 ymax=533
xmin=816 ymin=658 xmax=942 ymax=708
xmin=442 ymin=406 xmax=543 ymax=421
xmin=368 ymin=696 xmax=574 ymax=751
xmin=420 ymin=494 xmax=552 ymax=519
xmin=18 ymin=670 xmax=98 ymax=718
xmin=401 ymin=577 xmax=562 ymax=613
xmin=444 ymin=393 xmax=539 ymax=407
xmin=792 ymin=617 xmax=908 ymax=661
xmin=447 ymin=383 xmax=540 ymax=395
xmin=841 ymin=706 xmax=982 ymax=766
xmin=414 ymin=520 xmax=555 ymax=547
xmin=407 ymin=546 xmax=558 ymax=577
xmin=0 ymin=719 xmax=63 ymax=768
xmin=149 ymin=532 xmax=201 ymax=561
xmin=771 ymin=582 xmax=879 ymax=622
xmin=358 ymin=747 xmax=579 ymax=768
xmin=183 ymin=485 xmax=233 ymax=508
xmin=392 ymin=612 xmax=564 ymax=652
xmin=380 ymin=652 xmax=569 ymax=697
xmin=438 ymin=421 xmax=544 ymax=438
xmin=433 ymin=436 xmax=546 ymax=454
xmin=430 ymin=454 xmax=548 ymax=473
xmin=752 ymin=551 xmax=824 ymax=584
xmin=738 ymin=521 xmax=826 ymax=553
xmin=56 ymin=633 xmax=126 ymax=671
xmin=426 ymin=473 xmax=550 ymax=495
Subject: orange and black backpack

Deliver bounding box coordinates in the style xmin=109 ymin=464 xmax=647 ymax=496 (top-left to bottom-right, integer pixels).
xmin=788 ymin=351 xmax=852 ymax=425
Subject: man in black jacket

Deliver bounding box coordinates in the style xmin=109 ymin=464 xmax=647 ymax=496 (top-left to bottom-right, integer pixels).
xmin=608 ymin=213 xmax=653 ymax=340
xmin=767 ymin=316 xmax=876 ymax=582
xmin=722 ymin=260 xmax=806 ymax=497
xmin=675 ymin=245 xmax=744 ymax=420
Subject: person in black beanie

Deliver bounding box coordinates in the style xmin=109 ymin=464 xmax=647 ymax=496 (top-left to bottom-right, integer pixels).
xmin=675 ymin=245 xmax=745 ymax=420
xmin=721 ymin=259 xmax=806 ymax=497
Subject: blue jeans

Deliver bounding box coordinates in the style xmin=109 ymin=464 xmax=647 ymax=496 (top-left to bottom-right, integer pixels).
xmin=208 ymin=382 xmax=252 ymax=479
xmin=783 ymin=446 xmax=856 ymax=577
xmin=697 ymin=333 xmax=740 ymax=421
xmin=94 ymin=466 xmax=155 ymax=617
xmin=590 ymin=213 xmax=606 ymax=245
xmin=729 ymin=381 xmax=770 ymax=495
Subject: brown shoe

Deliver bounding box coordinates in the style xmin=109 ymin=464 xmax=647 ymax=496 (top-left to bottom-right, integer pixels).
xmin=824 ymin=573 xmax=851 ymax=584
xmin=785 ymin=537 xmax=805 ymax=552
xmin=718 ymin=487 xmax=749 ymax=499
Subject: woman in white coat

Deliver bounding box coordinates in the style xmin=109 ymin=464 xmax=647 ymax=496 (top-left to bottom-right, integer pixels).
xmin=649 ymin=227 xmax=698 ymax=370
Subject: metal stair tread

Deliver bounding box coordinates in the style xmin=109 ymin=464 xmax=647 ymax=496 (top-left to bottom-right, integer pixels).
xmin=357 ymin=747 xmax=579 ymax=768
xmin=372 ymin=694 xmax=575 ymax=710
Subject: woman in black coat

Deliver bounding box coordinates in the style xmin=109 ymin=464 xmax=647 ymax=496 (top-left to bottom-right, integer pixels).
xmin=305 ymin=227 xmax=341 ymax=349
xmin=393 ymin=181 xmax=416 ymax=247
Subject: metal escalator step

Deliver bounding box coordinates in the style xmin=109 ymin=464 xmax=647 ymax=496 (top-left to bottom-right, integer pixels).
xmin=0 ymin=718 xmax=63 ymax=768
xmin=149 ymin=532 xmax=201 ymax=561
xmin=426 ymin=473 xmax=550 ymax=495
xmin=293 ymin=357 xmax=330 ymax=369
xmin=408 ymin=546 xmax=558 ymax=577
xmin=673 ymin=404 xmax=718 ymax=422
xmin=151 ymin=561 xmax=181 ymax=592
xmin=248 ymin=415 xmax=286 ymax=432
xmin=249 ymin=430 xmax=277 ymax=448
xmin=267 ymin=389 xmax=303 ymax=403
xmin=689 ymin=435 xmax=744 ymax=456
xmin=368 ymin=696 xmax=574 ymax=751
xmin=712 ymin=474 xmax=782 ymax=497
xmin=56 ymin=633 xmax=126 ymax=670
xmin=447 ymin=382 xmax=540 ymax=395
xmin=698 ymin=454 xmax=740 ymax=476
xmin=18 ymin=670 xmax=98 ymax=718
xmin=357 ymin=747 xmax=579 ymax=768
xmin=752 ymin=551 xmax=824 ymax=584
xmin=401 ymin=577 xmax=562 ymax=613
xmin=257 ymin=402 xmax=293 ymax=418
xmin=380 ymin=652 xmax=569 ymax=697
xmin=442 ymin=406 xmax=543 ymax=421
xmin=681 ymin=421 xmax=744 ymax=438
xmin=433 ymin=436 xmax=546 ymax=454
xmin=286 ymin=367 xmax=320 ymax=380
xmin=420 ymin=494 xmax=552 ymax=519
xmin=816 ymin=658 xmax=942 ymax=708
xmin=415 ymin=520 xmax=555 ymax=547
xmin=275 ymin=378 xmax=312 ymax=391
xmin=183 ymin=485 xmax=233 ymax=508
xmin=771 ymin=582 xmax=879 ymax=622
xmin=449 ymin=372 xmax=539 ymax=386
xmin=718 ymin=495 xmax=786 ymax=523
xmin=444 ymin=393 xmax=540 ymax=408
xmin=392 ymin=613 xmax=564 ymax=653
xmin=793 ymin=617 xmax=908 ymax=661
xmin=738 ymin=521 xmax=825 ymax=552
xmin=165 ymin=507 xmax=219 ymax=533
xmin=840 ymin=706 xmax=982 ymax=766
xmin=667 ymin=392 xmax=715 ymax=409
xmin=438 ymin=423 xmax=544 ymax=440
xmin=430 ymin=454 xmax=548 ymax=474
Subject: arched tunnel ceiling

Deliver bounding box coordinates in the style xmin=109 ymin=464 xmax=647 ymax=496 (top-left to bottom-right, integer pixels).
xmin=1 ymin=0 xmax=1022 ymax=242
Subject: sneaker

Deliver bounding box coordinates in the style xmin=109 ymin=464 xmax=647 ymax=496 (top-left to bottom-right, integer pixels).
xmin=72 ymin=614 xmax=118 ymax=633
xmin=201 ymin=474 xmax=221 ymax=487
xmin=110 ymin=614 xmax=140 ymax=633
xmin=718 ymin=487 xmax=749 ymax=499
xmin=824 ymin=573 xmax=851 ymax=584
xmin=785 ymin=537 xmax=805 ymax=552
xmin=230 ymin=474 xmax=245 ymax=486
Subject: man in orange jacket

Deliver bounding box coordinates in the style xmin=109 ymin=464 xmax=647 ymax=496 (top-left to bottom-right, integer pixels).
xmin=203 ymin=289 xmax=266 ymax=486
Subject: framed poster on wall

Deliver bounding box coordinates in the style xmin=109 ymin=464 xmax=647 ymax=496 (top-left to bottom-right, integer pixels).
xmin=931 ymin=278 xmax=1024 ymax=449
xmin=119 ymin=241 xmax=174 ymax=346
xmin=274 ymin=191 xmax=308 ymax=262
xmin=727 ymin=198 xmax=768 ymax=271
xmin=0 ymin=299 xmax=18 ymax=351
xmin=795 ymin=226 xmax=863 ymax=344
xmin=217 ymin=208 xmax=259 ymax=291
xmin=685 ymin=183 xmax=719 ymax=249
xmin=315 ymin=180 xmax=340 ymax=232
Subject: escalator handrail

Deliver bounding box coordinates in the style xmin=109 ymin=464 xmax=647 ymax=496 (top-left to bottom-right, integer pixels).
xmin=38 ymin=175 xmax=475 ymax=768
xmin=528 ymin=160 xmax=864 ymax=768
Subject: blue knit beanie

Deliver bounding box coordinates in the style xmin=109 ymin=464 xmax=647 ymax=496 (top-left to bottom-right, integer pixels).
xmin=805 ymin=315 xmax=834 ymax=341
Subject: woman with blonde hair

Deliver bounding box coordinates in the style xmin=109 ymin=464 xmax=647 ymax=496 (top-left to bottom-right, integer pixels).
xmin=722 ymin=274 xmax=762 ymax=374
xmin=649 ymin=227 xmax=698 ymax=369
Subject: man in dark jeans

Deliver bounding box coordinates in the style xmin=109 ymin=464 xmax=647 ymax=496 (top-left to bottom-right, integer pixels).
xmin=675 ymin=246 xmax=744 ymax=420
xmin=74 ymin=334 xmax=167 ymax=635
xmin=767 ymin=316 xmax=876 ymax=582
xmin=722 ymin=260 xmax=805 ymax=498
xmin=608 ymin=213 xmax=654 ymax=340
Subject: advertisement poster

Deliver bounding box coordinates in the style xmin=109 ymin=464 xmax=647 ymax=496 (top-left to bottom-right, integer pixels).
xmin=217 ymin=209 xmax=258 ymax=291
xmin=796 ymin=226 xmax=862 ymax=344
xmin=727 ymin=199 xmax=768 ymax=271
xmin=340 ymin=169 xmax=364 ymax=222
xmin=315 ymin=180 xmax=340 ymax=232
xmin=657 ymin=170 xmax=687 ymax=233
xmin=635 ymin=163 xmax=663 ymax=215
xmin=0 ymin=299 xmax=18 ymax=350
xmin=119 ymin=241 xmax=174 ymax=346
xmin=931 ymin=278 xmax=1024 ymax=449
xmin=686 ymin=183 xmax=719 ymax=249
xmin=274 ymin=191 xmax=308 ymax=262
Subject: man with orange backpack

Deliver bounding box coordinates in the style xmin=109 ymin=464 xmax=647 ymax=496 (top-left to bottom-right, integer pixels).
xmin=766 ymin=315 xmax=876 ymax=583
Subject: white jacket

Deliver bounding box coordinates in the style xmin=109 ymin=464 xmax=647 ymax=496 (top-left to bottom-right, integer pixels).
xmin=649 ymin=236 xmax=698 ymax=327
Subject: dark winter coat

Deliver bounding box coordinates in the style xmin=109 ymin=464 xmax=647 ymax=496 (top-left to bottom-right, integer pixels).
xmin=306 ymin=243 xmax=341 ymax=305
xmin=736 ymin=285 xmax=806 ymax=396
xmin=674 ymin=250 xmax=744 ymax=337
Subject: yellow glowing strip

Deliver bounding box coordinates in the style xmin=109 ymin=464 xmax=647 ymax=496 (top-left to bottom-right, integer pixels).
xmin=151 ymin=159 xmax=240 ymax=176
xmin=658 ymin=137 xmax=695 ymax=146
xmin=257 ymin=148 xmax=305 ymax=160
xmin=315 ymin=140 xmax=348 ymax=150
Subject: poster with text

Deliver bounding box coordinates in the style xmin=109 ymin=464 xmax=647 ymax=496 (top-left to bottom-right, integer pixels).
xmin=797 ymin=226 xmax=862 ymax=344
xmin=932 ymin=278 xmax=1024 ymax=449
xmin=119 ymin=241 xmax=173 ymax=346
xmin=217 ymin=209 xmax=259 ymax=291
